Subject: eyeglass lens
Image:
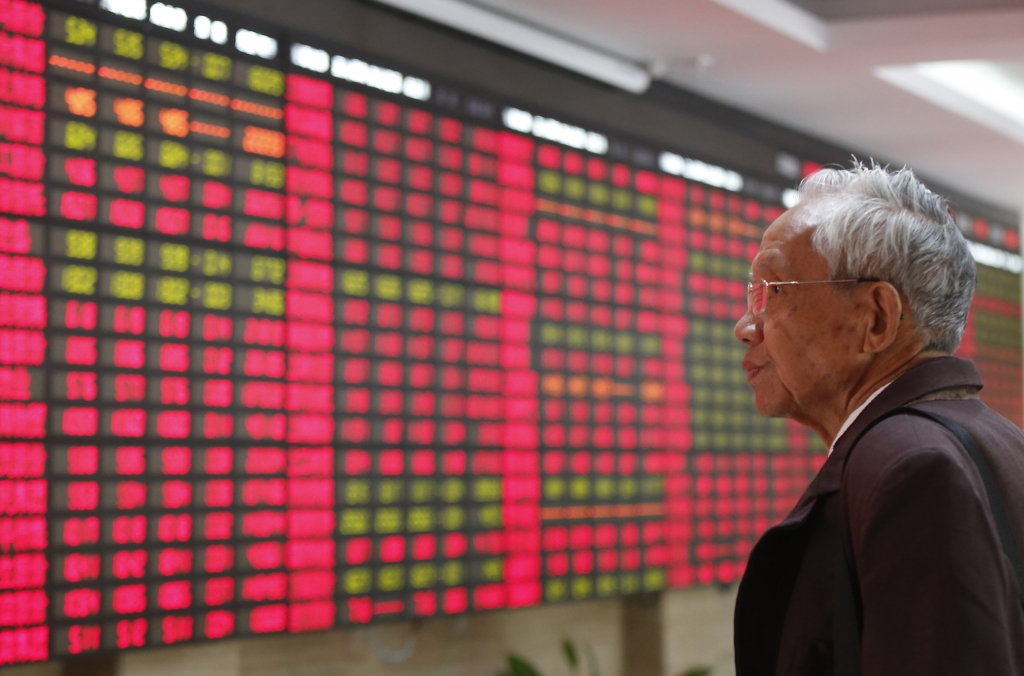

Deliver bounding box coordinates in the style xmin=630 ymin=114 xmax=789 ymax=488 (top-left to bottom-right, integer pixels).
xmin=747 ymin=282 xmax=766 ymax=315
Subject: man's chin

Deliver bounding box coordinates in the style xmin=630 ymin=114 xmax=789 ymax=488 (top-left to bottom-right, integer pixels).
xmin=752 ymin=390 xmax=791 ymax=419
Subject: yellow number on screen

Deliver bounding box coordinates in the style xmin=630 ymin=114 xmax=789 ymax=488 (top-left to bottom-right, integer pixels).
xmin=339 ymin=509 xmax=369 ymax=535
xmin=613 ymin=189 xmax=632 ymax=211
xmin=546 ymin=580 xmax=567 ymax=602
xmin=378 ymin=479 xmax=402 ymax=504
xmin=252 ymin=288 xmax=284 ymax=316
xmin=64 ymin=122 xmax=96 ymax=152
xmin=478 ymin=504 xmax=503 ymax=528
xmin=374 ymin=507 xmax=402 ymax=533
xmin=410 ymin=480 xmax=435 ymax=503
xmin=619 ymin=477 xmax=637 ymax=499
xmin=407 ymin=507 xmax=434 ymax=532
xmin=344 ymin=568 xmax=371 ymax=594
xmin=589 ymin=183 xmax=610 ymax=206
xmin=570 ymin=477 xmax=590 ymax=500
xmin=539 ymin=170 xmax=561 ymax=195
xmin=113 ymin=28 xmax=144 ymax=59
xmin=408 ymin=279 xmax=433 ymax=305
xmin=114 ymin=237 xmax=144 ymax=266
xmin=202 ymin=149 xmax=231 ymax=177
xmin=201 ymin=52 xmax=232 ymax=81
xmin=375 ymin=275 xmax=401 ymax=300
xmin=62 ymin=266 xmax=97 ymax=294
xmin=473 ymin=288 xmax=501 ymax=314
xmin=345 ymin=481 xmax=370 ymax=505
xmin=341 ymin=270 xmax=368 ymax=296
xmin=110 ymin=271 xmax=145 ymax=300
xmin=638 ymin=195 xmax=659 ymax=218
xmin=112 ymin=131 xmax=144 ymax=161
xmin=573 ymin=578 xmax=593 ymax=599
xmin=66 ymin=230 xmax=96 ymax=259
xmin=378 ymin=566 xmax=404 ymax=592
xmin=541 ymin=323 xmax=563 ymax=345
xmin=615 ymin=333 xmax=634 ymax=354
xmin=544 ymin=478 xmax=565 ymax=500
xmin=247 ymin=65 xmax=284 ymax=96
xmin=250 ymin=159 xmax=284 ymax=189
xmin=597 ymin=575 xmax=618 ymax=597
xmin=473 ymin=478 xmax=501 ymax=502
xmin=441 ymin=561 xmax=464 ymax=586
xmin=156 ymin=277 xmax=189 ymax=305
xmin=158 ymin=41 xmax=189 ymax=70
xmin=65 ymin=16 xmax=96 ymax=46
xmin=482 ymin=559 xmax=503 ymax=581
xmin=410 ymin=564 xmax=436 ymax=589
xmin=159 ymin=141 xmax=189 ymax=170
xmin=160 ymin=243 xmax=189 ymax=272
xmin=441 ymin=478 xmax=464 ymax=502
xmin=202 ymin=250 xmax=232 ymax=276
xmin=439 ymin=283 xmax=464 ymax=308
xmin=644 ymin=570 xmax=666 ymax=591
xmin=441 ymin=506 xmax=464 ymax=530
xmin=567 ymin=327 xmax=587 ymax=348
xmin=250 ymin=256 xmax=284 ymax=284
xmin=565 ymin=176 xmax=586 ymax=201
xmin=203 ymin=282 xmax=232 ymax=310
xmin=592 ymin=330 xmax=613 ymax=351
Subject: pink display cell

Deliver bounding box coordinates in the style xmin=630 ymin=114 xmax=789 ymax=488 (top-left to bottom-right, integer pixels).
xmin=112 ymin=550 xmax=147 ymax=579
xmin=158 ymin=175 xmax=190 ymax=202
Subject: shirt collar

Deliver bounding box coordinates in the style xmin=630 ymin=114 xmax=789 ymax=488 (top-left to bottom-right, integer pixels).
xmin=828 ymin=380 xmax=895 ymax=455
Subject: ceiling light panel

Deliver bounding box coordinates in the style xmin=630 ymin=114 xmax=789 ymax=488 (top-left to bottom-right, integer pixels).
xmin=877 ymin=60 xmax=1024 ymax=147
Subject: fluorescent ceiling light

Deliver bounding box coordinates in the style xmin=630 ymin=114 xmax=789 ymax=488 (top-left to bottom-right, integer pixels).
xmin=876 ymin=60 xmax=1024 ymax=147
xmin=710 ymin=0 xmax=829 ymax=52
xmin=371 ymin=0 xmax=651 ymax=94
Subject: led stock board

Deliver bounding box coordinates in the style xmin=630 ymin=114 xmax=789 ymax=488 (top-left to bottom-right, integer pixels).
xmin=0 ymin=0 xmax=1020 ymax=663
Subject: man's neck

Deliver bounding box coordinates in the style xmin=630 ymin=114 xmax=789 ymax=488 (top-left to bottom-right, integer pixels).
xmin=819 ymin=349 xmax=947 ymax=447
xmin=828 ymin=381 xmax=895 ymax=454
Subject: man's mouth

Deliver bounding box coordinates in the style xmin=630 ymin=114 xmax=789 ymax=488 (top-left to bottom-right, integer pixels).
xmin=742 ymin=360 xmax=765 ymax=382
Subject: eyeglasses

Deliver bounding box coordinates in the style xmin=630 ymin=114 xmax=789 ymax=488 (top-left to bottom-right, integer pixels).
xmin=746 ymin=278 xmax=879 ymax=315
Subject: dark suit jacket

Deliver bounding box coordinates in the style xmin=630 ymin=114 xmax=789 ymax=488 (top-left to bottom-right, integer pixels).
xmin=734 ymin=357 xmax=1024 ymax=676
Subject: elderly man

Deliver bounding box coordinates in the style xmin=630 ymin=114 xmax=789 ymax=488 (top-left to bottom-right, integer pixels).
xmin=732 ymin=164 xmax=1024 ymax=675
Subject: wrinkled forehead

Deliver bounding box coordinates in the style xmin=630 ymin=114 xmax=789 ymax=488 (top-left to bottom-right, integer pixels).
xmin=752 ymin=201 xmax=832 ymax=279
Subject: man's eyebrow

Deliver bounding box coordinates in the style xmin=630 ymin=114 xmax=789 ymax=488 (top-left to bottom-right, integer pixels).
xmin=751 ymin=253 xmax=782 ymax=279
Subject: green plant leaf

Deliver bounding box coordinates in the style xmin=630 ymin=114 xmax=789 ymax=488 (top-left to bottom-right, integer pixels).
xmin=680 ymin=667 xmax=712 ymax=676
xmin=507 ymin=654 xmax=543 ymax=676
xmin=562 ymin=638 xmax=579 ymax=670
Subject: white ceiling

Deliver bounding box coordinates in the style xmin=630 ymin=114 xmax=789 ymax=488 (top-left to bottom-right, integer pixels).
xmin=466 ymin=0 xmax=1024 ymax=215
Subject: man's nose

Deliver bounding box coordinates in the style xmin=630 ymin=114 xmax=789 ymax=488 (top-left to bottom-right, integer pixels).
xmin=734 ymin=308 xmax=761 ymax=346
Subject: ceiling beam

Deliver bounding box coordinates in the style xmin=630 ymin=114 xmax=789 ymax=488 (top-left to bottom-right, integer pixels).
xmin=371 ymin=0 xmax=652 ymax=93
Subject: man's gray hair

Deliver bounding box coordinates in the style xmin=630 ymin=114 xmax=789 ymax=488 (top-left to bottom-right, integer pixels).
xmin=799 ymin=162 xmax=976 ymax=353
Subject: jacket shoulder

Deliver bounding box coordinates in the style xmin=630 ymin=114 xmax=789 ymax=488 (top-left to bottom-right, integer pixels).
xmin=841 ymin=413 xmax=983 ymax=526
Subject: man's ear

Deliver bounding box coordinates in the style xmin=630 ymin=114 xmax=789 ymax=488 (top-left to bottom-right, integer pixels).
xmin=863 ymin=282 xmax=902 ymax=354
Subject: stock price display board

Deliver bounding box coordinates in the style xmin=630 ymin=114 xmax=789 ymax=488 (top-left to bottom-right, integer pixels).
xmin=0 ymin=0 xmax=1020 ymax=663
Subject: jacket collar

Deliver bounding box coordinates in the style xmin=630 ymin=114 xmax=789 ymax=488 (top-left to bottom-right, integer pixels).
xmin=775 ymin=356 xmax=984 ymax=528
